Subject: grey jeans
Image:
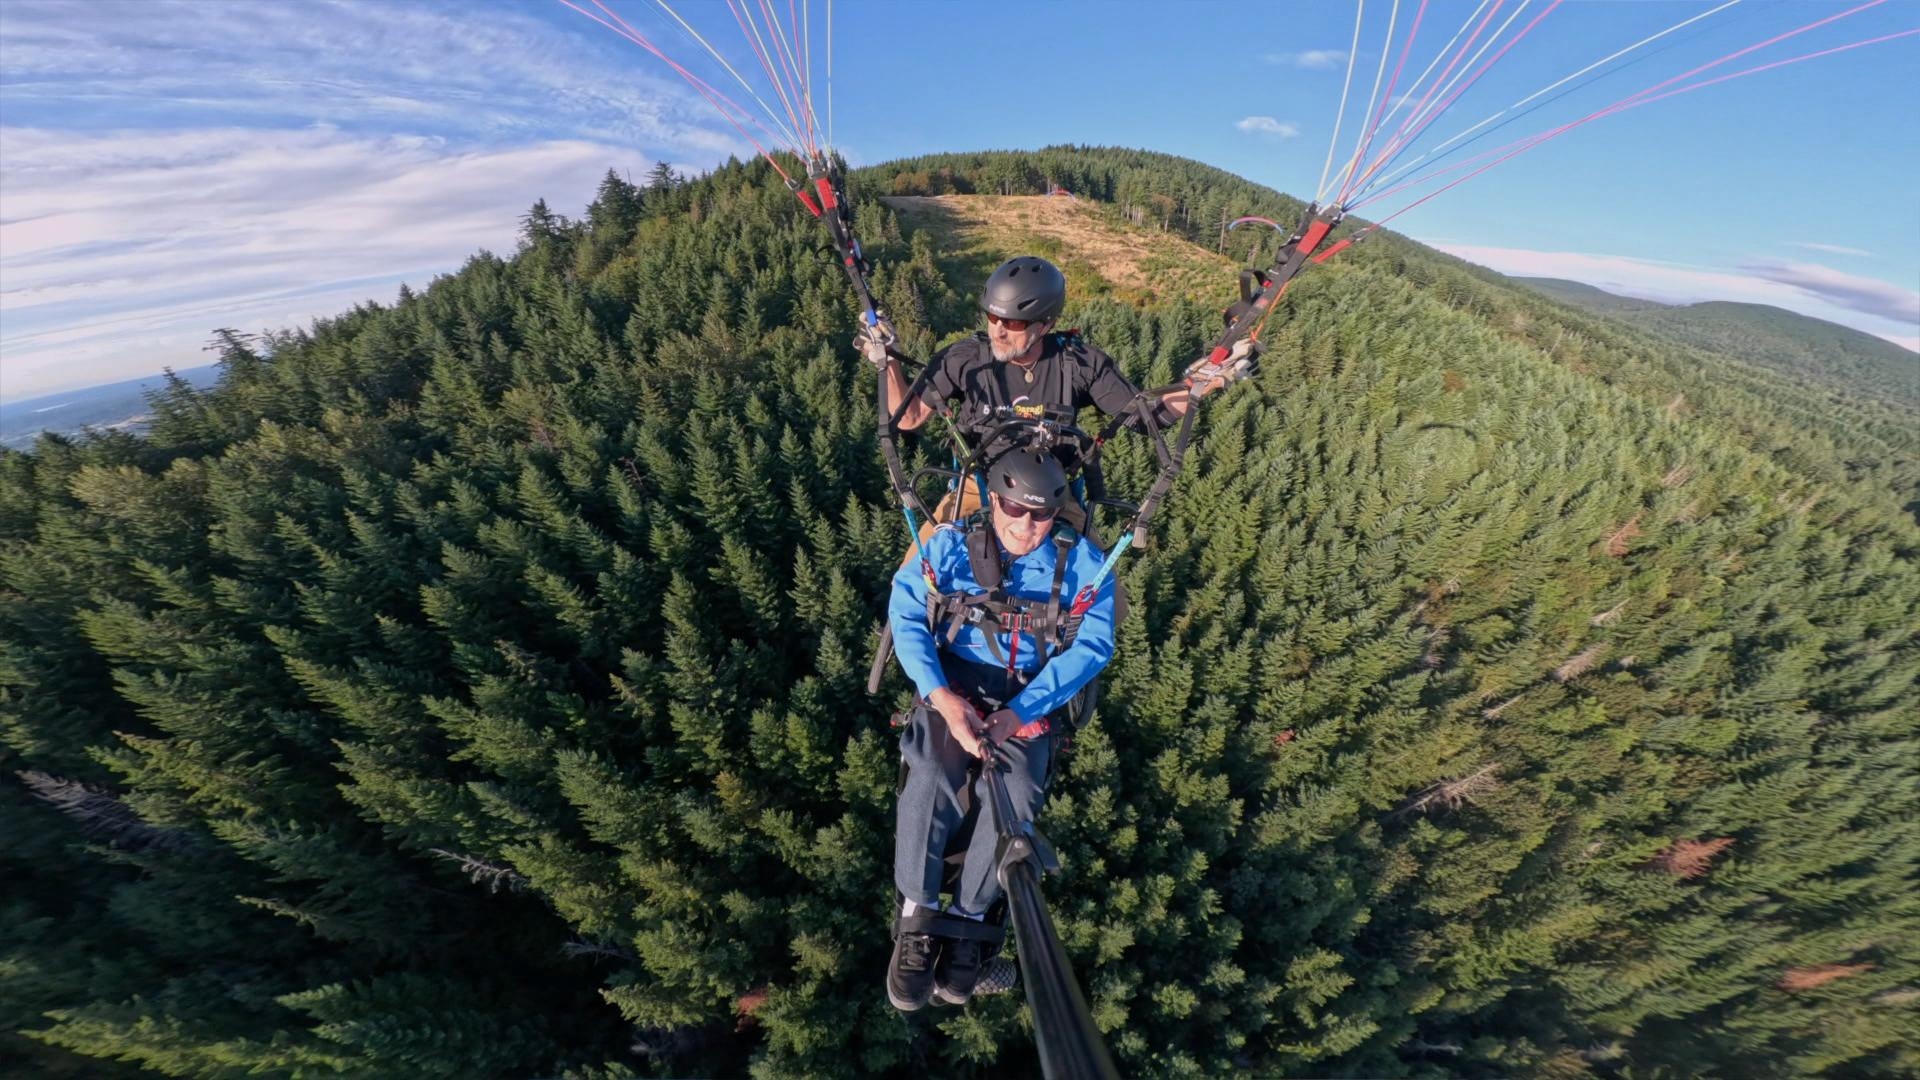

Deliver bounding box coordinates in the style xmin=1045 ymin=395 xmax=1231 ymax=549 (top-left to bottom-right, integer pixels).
xmin=894 ymin=695 xmax=1055 ymax=916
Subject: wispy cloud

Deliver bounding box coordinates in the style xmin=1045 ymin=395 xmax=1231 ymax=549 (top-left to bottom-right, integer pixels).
xmin=1236 ymin=116 xmax=1301 ymax=138
xmin=1740 ymin=260 xmax=1919 ymax=325
xmin=1264 ymin=50 xmax=1349 ymax=70
xmin=0 ymin=128 xmax=652 ymax=400
xmin=1790 ymin=242 xmax=1874 ymax=257
xmin=1432 ymin=243 xmax=1920 ymax=352
xmin=0 ymin=0 xmax=749 ymax=153
xmin=0 ymin=0 xmax=766 ymax=399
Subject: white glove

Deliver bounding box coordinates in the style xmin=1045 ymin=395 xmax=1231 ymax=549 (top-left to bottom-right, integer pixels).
xmin=1184 ymin=337 xmax=1258 ymax=395
xmin=856 ymin=312 xmax=896 ymax=370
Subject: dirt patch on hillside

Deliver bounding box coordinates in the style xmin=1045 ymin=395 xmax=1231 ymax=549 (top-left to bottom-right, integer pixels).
xmin=883 ymin=195 xmax=1238 ymax=307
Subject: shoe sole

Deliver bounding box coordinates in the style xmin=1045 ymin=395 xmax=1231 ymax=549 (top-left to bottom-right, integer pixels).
xmin=945 ymin=956 xmax=1019 ymax=1002
xmin=887 ymin=964 xmax=933 ymax=1011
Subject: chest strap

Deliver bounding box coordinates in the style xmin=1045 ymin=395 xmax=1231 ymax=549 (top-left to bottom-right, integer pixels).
xmin=927 ymin=519 xmax=1082 ymax=670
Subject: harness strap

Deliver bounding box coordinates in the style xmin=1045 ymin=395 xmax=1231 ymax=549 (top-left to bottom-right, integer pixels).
xmin=1045 ymin=529 xmax=1071 ymax=649
xmin=923 ymin=517 xmax=1091 ymax=697
xmin=896 ymin=911 xmax=1007 ymax=944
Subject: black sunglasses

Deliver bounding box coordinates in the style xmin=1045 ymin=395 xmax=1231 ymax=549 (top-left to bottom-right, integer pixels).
xmin=985 ymin=312 xmax=1035 ymax=332
xmin=994 ymin=495 xmax=1057 ymax=521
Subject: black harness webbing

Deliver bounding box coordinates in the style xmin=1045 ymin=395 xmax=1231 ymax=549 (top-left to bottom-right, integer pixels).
xmin=895 ymin=910 xmax=1008 ymax=945
xmin=928 ymin=518 xmax=1082 ymax=672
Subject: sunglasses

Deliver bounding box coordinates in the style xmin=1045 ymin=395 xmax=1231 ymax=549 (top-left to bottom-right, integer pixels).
xmin=985 ymin=312 xmax=1035 ymax=332
xmin=994 ymin=496 xmax=1057 ymax=522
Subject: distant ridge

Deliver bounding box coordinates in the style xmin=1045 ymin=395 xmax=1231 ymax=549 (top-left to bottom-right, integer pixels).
xmin=1513 ymin=277 xmax=1919 ymax=406
xmin=1512 ymin=277 xmax=1667 ymax=314
xmin=0 ymin=363 xmax=223 ymax=448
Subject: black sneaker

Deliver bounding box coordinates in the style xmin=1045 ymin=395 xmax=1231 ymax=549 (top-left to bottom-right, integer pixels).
xmin=933 ymin=936 xmax=985 ymax=1006
xmin=887 ymin=930 xmax=939 ymax=1011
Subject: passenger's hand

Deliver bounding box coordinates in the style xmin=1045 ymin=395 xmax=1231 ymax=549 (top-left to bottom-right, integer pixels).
xmin=981 ymin=708 xmax=1022 ymax=749
xmin=928 ymin=686 xmax=984 ymax=757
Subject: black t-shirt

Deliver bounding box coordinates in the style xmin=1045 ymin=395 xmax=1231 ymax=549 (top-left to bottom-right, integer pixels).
xmin=923 ymin=332 xmax=1168 ymax=444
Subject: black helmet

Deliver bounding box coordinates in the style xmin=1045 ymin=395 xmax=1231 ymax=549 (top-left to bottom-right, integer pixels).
xmin=987 ymin=450 xmax=1068 ymax=512
xmin=981 ymin=257 xmax=1066 ymax=324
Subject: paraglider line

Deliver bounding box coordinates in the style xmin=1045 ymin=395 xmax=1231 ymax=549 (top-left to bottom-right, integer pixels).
xmin=1359 ymin=24 xmax=1920 ymax=226
xmin=1355 ymin=0 xmax=1900 ymax=211
xmin=1373 ymin=0 xmax=1494 ymax=140
xmin=760 ymin=0 xmax=817 ymax=152
xmin=1360 ymin=0 xmax=1563 ymax=201
xmin=1316 ymin=0 xmax=1370 ymax=204
xmin=1347 ymin=0 xmax=1507 ymax=198
xmin=588 ymin=0 xmax=797 ymax=155
xmin=1344 ymin=0 xmax=1494 ymax=199
xmin=1358 ymin=0 xmax=1742 ymax=200
xmin=728 ymin=0 xmax=809 ymax=154
xmin=826 ymin=0 xmax=833 ymax=147
xmin=647 ymin=0 xmax=806 ymax=152
xmin=1337 ymin=0 xmax=1428 ymax=205
xmin=1391 ymin=0 xmax=1544 ymax=155
xmin=561 ymin=0 xmax=801 ymax=180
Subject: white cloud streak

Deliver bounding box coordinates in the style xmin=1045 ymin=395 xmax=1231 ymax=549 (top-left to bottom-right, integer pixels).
xmin=1264 ymin=50 xmax=1349 ymax=70
xmin=0 ymin=0 xmax=779 ymax=400
xmin=1790 ymin=242 xmax=1874 ymax=257
xmin=0 ymin=0 xmax=755 ymax=153
xmin=1236 ymin=116 xmax=1301 ymax=138
xmin=0 ymin=129 xmax=651 ymax=399
xmin=1740 ymin=260 xmax=1920 ymax=325
xmin=1432 ymin=243 xmax=1920 ymax=352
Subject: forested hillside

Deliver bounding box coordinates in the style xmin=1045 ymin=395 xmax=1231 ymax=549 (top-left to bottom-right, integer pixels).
xmin=1514 ymin=278 xmax=1920 ymax=411
xmin=3 ymin=148 xmax=1916 ymax=1079
xmin=1513 ymin=278 xmax=1663 ymax=316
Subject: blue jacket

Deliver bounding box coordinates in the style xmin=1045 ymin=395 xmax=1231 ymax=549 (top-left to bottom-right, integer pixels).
xmin=889 ymin=523 xmax=1118 ymax=723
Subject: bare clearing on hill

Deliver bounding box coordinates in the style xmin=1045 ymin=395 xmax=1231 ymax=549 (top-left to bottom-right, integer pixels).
xmin=882 ymin=194 xmax=1241 ymax=309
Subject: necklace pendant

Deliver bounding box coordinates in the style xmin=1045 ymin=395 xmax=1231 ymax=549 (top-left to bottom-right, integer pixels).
xmin=1024 ymin=368 xmax=1034 ymax=385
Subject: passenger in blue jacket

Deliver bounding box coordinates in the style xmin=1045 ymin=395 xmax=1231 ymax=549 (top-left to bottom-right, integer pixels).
xmin=883 ymin=449 xmax=1118 ymax=1011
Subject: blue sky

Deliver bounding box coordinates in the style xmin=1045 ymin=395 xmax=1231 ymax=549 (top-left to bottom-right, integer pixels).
xmin=3 ymin=0 xmax=1916 ymax=402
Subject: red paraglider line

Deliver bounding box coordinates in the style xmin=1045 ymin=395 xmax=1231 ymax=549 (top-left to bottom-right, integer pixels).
xmin=1354 ymin=0 xmax=1564 ymax=206
xmin=787 ymin=0 xmax=815 ymax=152
xmin=1335 ymin=0 xmax=1430 ymax=207
xmin=1354 ymin=0 xmax=1904 ymax=213
xmin=562 ymin=0 xmax=798 ymax=186
xmin=1357 ymin=25 xmax=1920 ymax=228
xmin=729 ymin=0 xmax=809 ymax=156
xmin=759 ymin=0 xmax=814 ymax=153
xmin=1350 ymin=0 xmax=1506 ymax=199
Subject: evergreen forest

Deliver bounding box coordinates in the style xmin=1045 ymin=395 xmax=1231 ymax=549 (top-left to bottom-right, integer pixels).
xmin=3 ymin=147 xmax=1916 ymax=1079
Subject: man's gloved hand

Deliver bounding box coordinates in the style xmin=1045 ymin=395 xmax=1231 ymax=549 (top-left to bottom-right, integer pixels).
xmin=856 ymin=312 xmax=897 ymax=370
xmin=1183 ymin=336 xmax=1259 ymax=397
